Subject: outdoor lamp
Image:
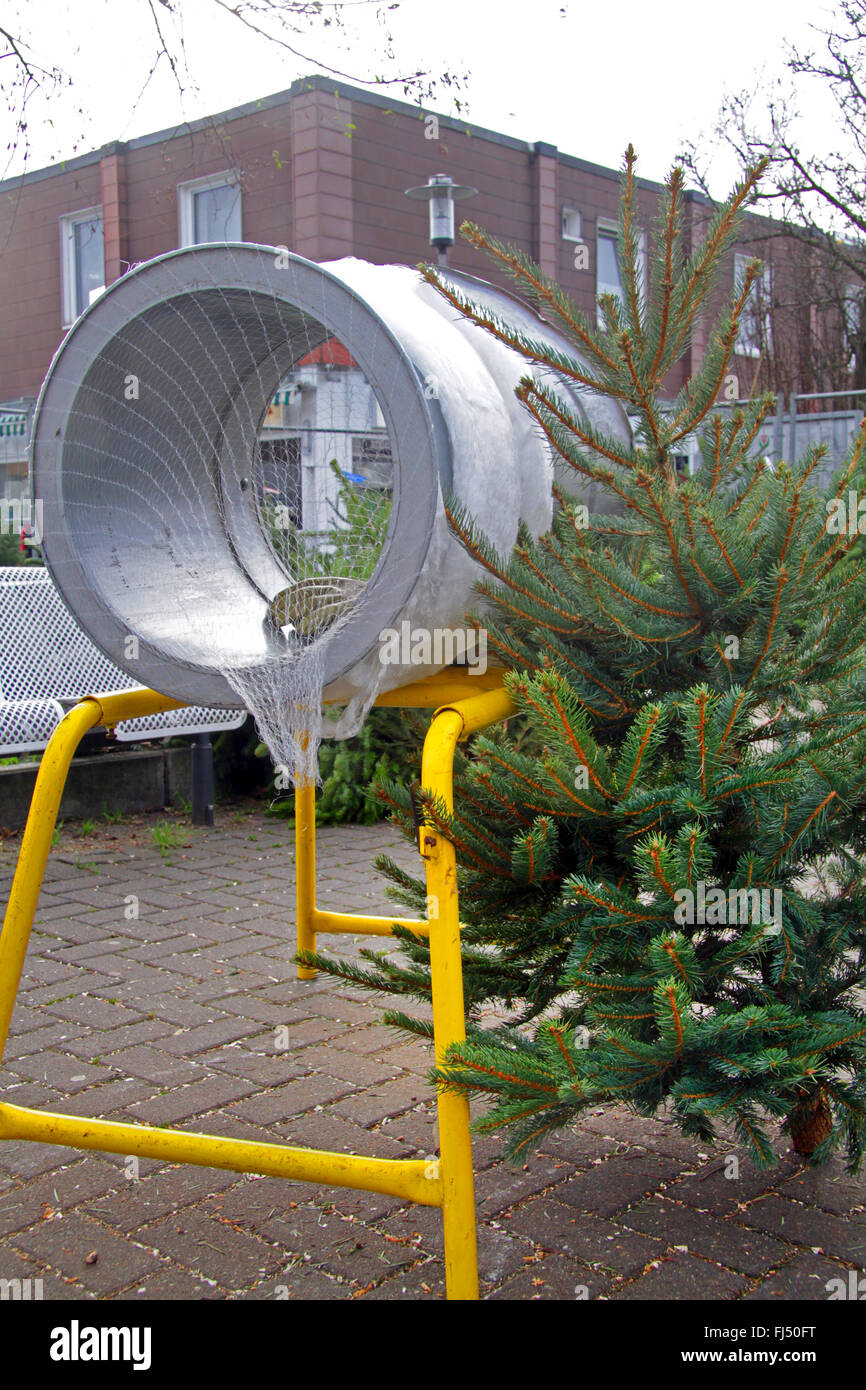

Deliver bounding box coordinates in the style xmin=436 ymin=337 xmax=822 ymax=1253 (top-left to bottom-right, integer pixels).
xmin=403 ymin=173 xmax=477 ymax=262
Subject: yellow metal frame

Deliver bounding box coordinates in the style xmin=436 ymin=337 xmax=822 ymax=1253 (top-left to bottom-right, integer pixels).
xmin=0 ymin=673 xmax=515 ymax=1300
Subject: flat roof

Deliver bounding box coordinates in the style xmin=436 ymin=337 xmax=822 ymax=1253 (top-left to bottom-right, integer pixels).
xmin=0 ymin=72 xmax=670 ymax=196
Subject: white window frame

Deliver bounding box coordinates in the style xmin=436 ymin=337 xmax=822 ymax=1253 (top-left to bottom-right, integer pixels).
xmin=844 ymin=282 xmax=861 ymax=372
xmin=59 ymin=206 xmax=105 ymax=328
xmin=596 ymin=219 xmax=647 ymax=327
xmin=561 ymin=207 xmax=582 ymax=241
xmin=178 ymin=171 xmax=242 ymax=247
xmin=734 ymin=251 xmax=773 ymax=358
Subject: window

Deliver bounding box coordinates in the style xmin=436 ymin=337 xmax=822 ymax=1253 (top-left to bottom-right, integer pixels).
xmin=60 ymin=209 xmax=105 ymax=326
xmin=734 ymin=252 xmax=772 ymax=357
xmin=178 ymin=172 xmax=242 ymax=247
xmin=844 ymin=283 xmax=862 ymax=371
xmin=596 ymin=220 xmax=646 ymax=327
xmin=561 ymin=207 xmax=582 ymax=241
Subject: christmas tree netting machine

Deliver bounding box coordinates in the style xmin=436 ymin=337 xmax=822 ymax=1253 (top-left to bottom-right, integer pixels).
xmin=31 ymin=243 xmax=629 ymax=780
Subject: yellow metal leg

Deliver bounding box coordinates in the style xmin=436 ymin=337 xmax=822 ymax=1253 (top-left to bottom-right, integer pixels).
xmin=0 ymin=689 xmax=185 ymax=1062
xmin=0 ymin=700 xmax=102 ymax=1060
xmin=419 ymin=687 xmax=514 ymax=1301
xmin=295 ymin=779 xmax=318 ymax=980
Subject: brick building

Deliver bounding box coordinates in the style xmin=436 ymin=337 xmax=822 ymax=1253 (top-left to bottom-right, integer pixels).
xmin=0 ymin=72 xmax=836 ymax=499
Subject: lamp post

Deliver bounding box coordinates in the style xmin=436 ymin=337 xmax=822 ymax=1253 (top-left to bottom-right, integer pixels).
xmin=403 ymin=173 xmax=477 ymax=265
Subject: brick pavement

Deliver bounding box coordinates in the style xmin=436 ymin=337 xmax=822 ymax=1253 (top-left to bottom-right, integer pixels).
xmin=0 ymin=804 xmax=864 ymax=1301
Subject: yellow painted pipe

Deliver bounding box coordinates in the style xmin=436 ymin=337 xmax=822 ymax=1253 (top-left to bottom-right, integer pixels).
xmin=0 ymin=689 xmax=190 ymax=1063
xmin=295 ymin=779 xmax=318 ymax=979
xmin=0 ymin=700 xmax=102 ymax=1061
xmin=312 ymin=909 xmax=429 ymax=938
xmin=0 ymin=1102 xmax=443 ymax=1206
xmin=419 ymin=686 xmax=514 ymax=1301
xmin=370 ymin=667 xmax=508 ymax=707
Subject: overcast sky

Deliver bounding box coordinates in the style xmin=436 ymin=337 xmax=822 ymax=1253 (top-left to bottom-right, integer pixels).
xmin=3 ymin=0 xmax=842 ymax=191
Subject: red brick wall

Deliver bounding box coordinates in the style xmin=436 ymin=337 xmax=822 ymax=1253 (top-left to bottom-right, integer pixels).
xmin=125 ymin=103 xmax=294 ymax=266
xmin=348 ymin=104 xmax=535 ymax=287
xmin=0 ymin=160 xmax=102 ymax=398
xmin=0 ymin=80 xmax=787 ymax=408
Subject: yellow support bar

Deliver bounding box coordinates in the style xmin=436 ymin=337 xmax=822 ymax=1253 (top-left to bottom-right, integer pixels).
xmin=0 ymin=1103 xmax=442 ymax=1206
xmin=295 ymin=670 xmax=512 ymax=963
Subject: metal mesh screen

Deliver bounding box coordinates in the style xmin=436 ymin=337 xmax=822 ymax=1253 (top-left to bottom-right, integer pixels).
xmin=0 ymin=566 xmax=245 ymax=755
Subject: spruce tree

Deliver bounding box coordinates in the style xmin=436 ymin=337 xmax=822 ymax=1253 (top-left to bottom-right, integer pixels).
xmin=303 ymin=149 xmax=866 ymax=1170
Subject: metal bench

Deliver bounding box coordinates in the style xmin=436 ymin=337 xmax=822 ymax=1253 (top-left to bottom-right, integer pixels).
xmin=0 ymin=566 xmax=246 ymax=822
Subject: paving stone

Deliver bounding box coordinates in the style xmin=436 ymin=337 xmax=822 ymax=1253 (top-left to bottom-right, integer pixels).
xmin=775 ymin=1164 xmax=866 ymax=1218
xmin=662 ymin=1158 xmax=798 ymax=1216
xmin=0 ymin=1157 xmax=125 ymax=1236
xmin=49 ymin=1077 xmax=158 ymax=1117
xmin=474 ymin=1153 xmax=572 ymax=1216
xmin=252 ymin=1203 xmax=419 ymax=1285
xmin=379 ymin=1108 xmax=439 ymax=1156
xmin=353 ymin=1259 xmax=445 ymax=1300
xmin=135 ymin=994 xmax=235 ymax=1030
xmin=735 ymin=1195 xmax=866 ymax=1264
xmin=536 ymin=1125 xmax=623 ymax=1167
xmin=742 ymin=1252 xmax=862 ymax=1301
xmin=610 ymin=1251 xmax=747 ymax=1300
xmin=330 ymin=1076 xmax=430 ymax=1127
xmin=141 ymin=1210 xmax=283 ymax=1289
xmin=507 ymin=1198 xmax=663 ymax=1277
xmin=228 ymin=1074 xmax=356 ymax=1125
xmin=198 ymin=1046 xmax=315 ymax=1087
xmin=553 ymin=1152 xmax=684 ymax=1217
xmin=4 ymin=1019 xmax=88 ymax=1057
xmin=4 ymin=811 xmax=860 ymax=1303
xmin=211 ymin=995 xmax=302 ymax=1027
xmin=111 ymin=1045 xmax=204 ymax=1087
xmin=63 ymin=1020 xmax=177 ymax=1061
xmin=620 ymin=1197 xmax=788 ymax=1276
xmin=123 ymin=1074 xmax=257 ymax=1126
xmin=11 ymin=1051 xmax=117 ymax=1092
xmin=0 ymin=1244 xmax=92 ymax=1301
xmin=275 ymin=1109 xmax=409 ymax=1160
xmin=317 ymin=1052 xmax=403 ymax=1088
xmin=84 ymin=1165 xmax=242 ymax=1234
xmin=11 ymin=1210 xmax=165 ymax=1295
xmin=486 ymin=1254 xmax=614 ymax=1301
xmin=156 ymin=1018 xmax=257 ymax=1056
xmin=117 ymin=1265 xmax=223 ymax=1299
xmin=43 ymin=996 xmax=146 ymax=1030
xmin=311 ymin=995 xmax=384 ymax=1026
xmin=0 ymin=1140 xmax=87 ymax=1181
xmin=243 ymin=1266 xmax=350 ymax=1300
xmin=263 ymin=1017 xmax=350 ymax=1049
xmin=319 ymin=1188 xmax=404 ymax=1222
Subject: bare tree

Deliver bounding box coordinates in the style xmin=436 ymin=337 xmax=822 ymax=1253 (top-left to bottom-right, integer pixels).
xmin=0 ymin=1 xmax=469 ymax=177
xmin=680 ymin=0 xmax=866 ymax=392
